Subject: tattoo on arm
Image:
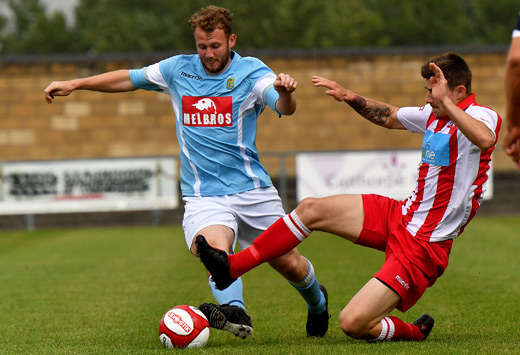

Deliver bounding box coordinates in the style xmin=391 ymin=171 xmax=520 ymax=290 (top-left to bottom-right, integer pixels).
xmin=349 ymin=95 xmax=390 ymax=125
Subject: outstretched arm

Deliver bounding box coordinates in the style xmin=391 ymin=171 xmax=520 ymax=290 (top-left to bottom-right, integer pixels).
xmin=311 ymin=76 xmax=404 ymax=129
xmin=504 ymin=34 xmax=520 ymax=169
xmin=44 ymin=69 xmax=136 ymax=103
xmin=273 ymin=73 xmax=297 ymax=115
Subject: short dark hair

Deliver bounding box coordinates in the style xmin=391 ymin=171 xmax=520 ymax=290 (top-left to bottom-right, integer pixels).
xmin=421 ymin=52 xmax=472 ymax=93
xmin=188 ymin=5 xmax=233 ymax=36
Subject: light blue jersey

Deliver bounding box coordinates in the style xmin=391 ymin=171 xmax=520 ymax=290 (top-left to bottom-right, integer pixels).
xmin=129 ymin=52 xmax=281 ymax=197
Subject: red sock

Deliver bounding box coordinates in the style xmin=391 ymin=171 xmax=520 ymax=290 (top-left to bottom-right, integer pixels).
xmin=377 ymin=316 xmax=425 ymax=341
xmin=228 ymin=211 xmax=310 ymax=279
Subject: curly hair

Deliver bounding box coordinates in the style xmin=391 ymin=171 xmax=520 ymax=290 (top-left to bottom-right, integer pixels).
xmin=421 ymin=52 xmax=472 ymax=93
xmin=188 ymin=5 xmax=233 ymax=36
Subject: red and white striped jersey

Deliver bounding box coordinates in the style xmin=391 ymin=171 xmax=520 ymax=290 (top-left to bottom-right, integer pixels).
xmin=396 ymin=94 xmax=501 ymax=242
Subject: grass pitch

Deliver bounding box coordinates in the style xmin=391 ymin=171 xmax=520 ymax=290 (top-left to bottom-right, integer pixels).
xmin=0 ymin=215 xmax=519 ymax=354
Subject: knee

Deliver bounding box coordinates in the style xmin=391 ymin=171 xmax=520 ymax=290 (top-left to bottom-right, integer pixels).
xmin=298 ymin=197 xmax=320 ymax=214
xmin=296 ymin=197 xmax=323 ymax=227
xmin=339 ymin=309 xmax=371 ymax=339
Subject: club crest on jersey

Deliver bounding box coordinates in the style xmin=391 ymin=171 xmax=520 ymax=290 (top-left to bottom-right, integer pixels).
xmin=182 ymin=96 xmax=233 ymax=127
xmin=226 ymin=77 xmax=235 ymax=90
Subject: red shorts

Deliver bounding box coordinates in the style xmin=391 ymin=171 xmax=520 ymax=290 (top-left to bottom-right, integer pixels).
xmin=356 ymin=194 xmax=453 ymax=312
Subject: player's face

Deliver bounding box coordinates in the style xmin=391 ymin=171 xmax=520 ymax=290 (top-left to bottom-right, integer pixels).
xmin=194 ymin=28 xmax=236 ymax=74
xmin=424 ymin=79 xmax=459 ymax=118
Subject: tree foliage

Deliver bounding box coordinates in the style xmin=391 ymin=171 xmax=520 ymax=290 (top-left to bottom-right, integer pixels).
xmin=0 ymin=0 xmax=518 ymax=54
xmin=0 ymin=0 xmax=78 ymax=53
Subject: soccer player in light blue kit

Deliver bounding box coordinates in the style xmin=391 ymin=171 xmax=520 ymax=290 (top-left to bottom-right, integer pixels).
xmin=44 ymin=5 xmax=329 ymax=339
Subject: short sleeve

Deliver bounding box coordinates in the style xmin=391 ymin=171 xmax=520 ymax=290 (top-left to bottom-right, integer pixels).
xmin=397 ymin=105 xmax=432 ymax=134
xmin=129 ymin=62 xmax=168 ymax=92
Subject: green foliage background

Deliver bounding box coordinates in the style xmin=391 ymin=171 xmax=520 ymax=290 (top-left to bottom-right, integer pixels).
xmin=0 ymin=0 xmax=519 ymax=54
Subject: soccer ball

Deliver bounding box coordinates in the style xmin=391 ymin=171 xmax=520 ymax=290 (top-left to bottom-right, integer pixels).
xmin=159 ymin=305 xmax=210 ymax=349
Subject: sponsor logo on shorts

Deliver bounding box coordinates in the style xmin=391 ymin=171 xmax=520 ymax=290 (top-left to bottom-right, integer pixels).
xmin=182 ymin=96 xmax=232 ymax=126
xmin=395 ymin=275 xmax=410 ymax=290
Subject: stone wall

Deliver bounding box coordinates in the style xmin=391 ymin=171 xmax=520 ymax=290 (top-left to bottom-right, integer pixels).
xmin=0 ymin=46 xmax=514 ymax=175
xmin=1 ymin=46 xmax=518 ymax=229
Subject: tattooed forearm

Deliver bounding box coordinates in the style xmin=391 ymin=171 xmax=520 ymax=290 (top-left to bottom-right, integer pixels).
xmin=348 ymin=95 xmax=391 ymax=125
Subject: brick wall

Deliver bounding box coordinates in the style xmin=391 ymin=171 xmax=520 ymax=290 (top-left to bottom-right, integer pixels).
xmin=0 ymin=47 xmax=514 ymax=175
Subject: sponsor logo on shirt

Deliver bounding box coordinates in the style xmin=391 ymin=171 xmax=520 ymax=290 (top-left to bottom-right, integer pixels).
xmin=182 ymin=96 xmax=233 ymax=127
xmin=422 ymin=130 xmax=450 ymax=166
xmin=180 ymin=71 xmax=202 ymax=81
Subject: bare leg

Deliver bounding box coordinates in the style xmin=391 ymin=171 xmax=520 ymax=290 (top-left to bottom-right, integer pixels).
xmin=339 ymin=278 xmax=400 ymax=339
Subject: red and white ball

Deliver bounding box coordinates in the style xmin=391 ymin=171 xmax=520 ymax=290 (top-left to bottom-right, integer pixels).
xmin=159 ymin=305 xmax=210 ymax=349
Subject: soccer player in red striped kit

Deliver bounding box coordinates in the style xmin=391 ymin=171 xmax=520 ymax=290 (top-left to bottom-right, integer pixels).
xmin=196 ymin=52 xmax=501 ymax=342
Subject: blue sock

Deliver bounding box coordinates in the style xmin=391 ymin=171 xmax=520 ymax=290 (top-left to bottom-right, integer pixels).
xmin=208 ymin=276 xmax=246 ymax=310
xmin=290 ymin=258 xmax=326 ymax=314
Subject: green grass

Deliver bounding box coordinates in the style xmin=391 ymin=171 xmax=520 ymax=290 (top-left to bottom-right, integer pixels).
xmin=0 ymin=216 xmax=519 ymax=354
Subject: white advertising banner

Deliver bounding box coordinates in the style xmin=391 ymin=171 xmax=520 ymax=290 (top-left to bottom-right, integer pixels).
xmin=0 ymin=157 xmax=179 ymax=215
xmin=296 ymin=150 xmax=493 ymax=201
